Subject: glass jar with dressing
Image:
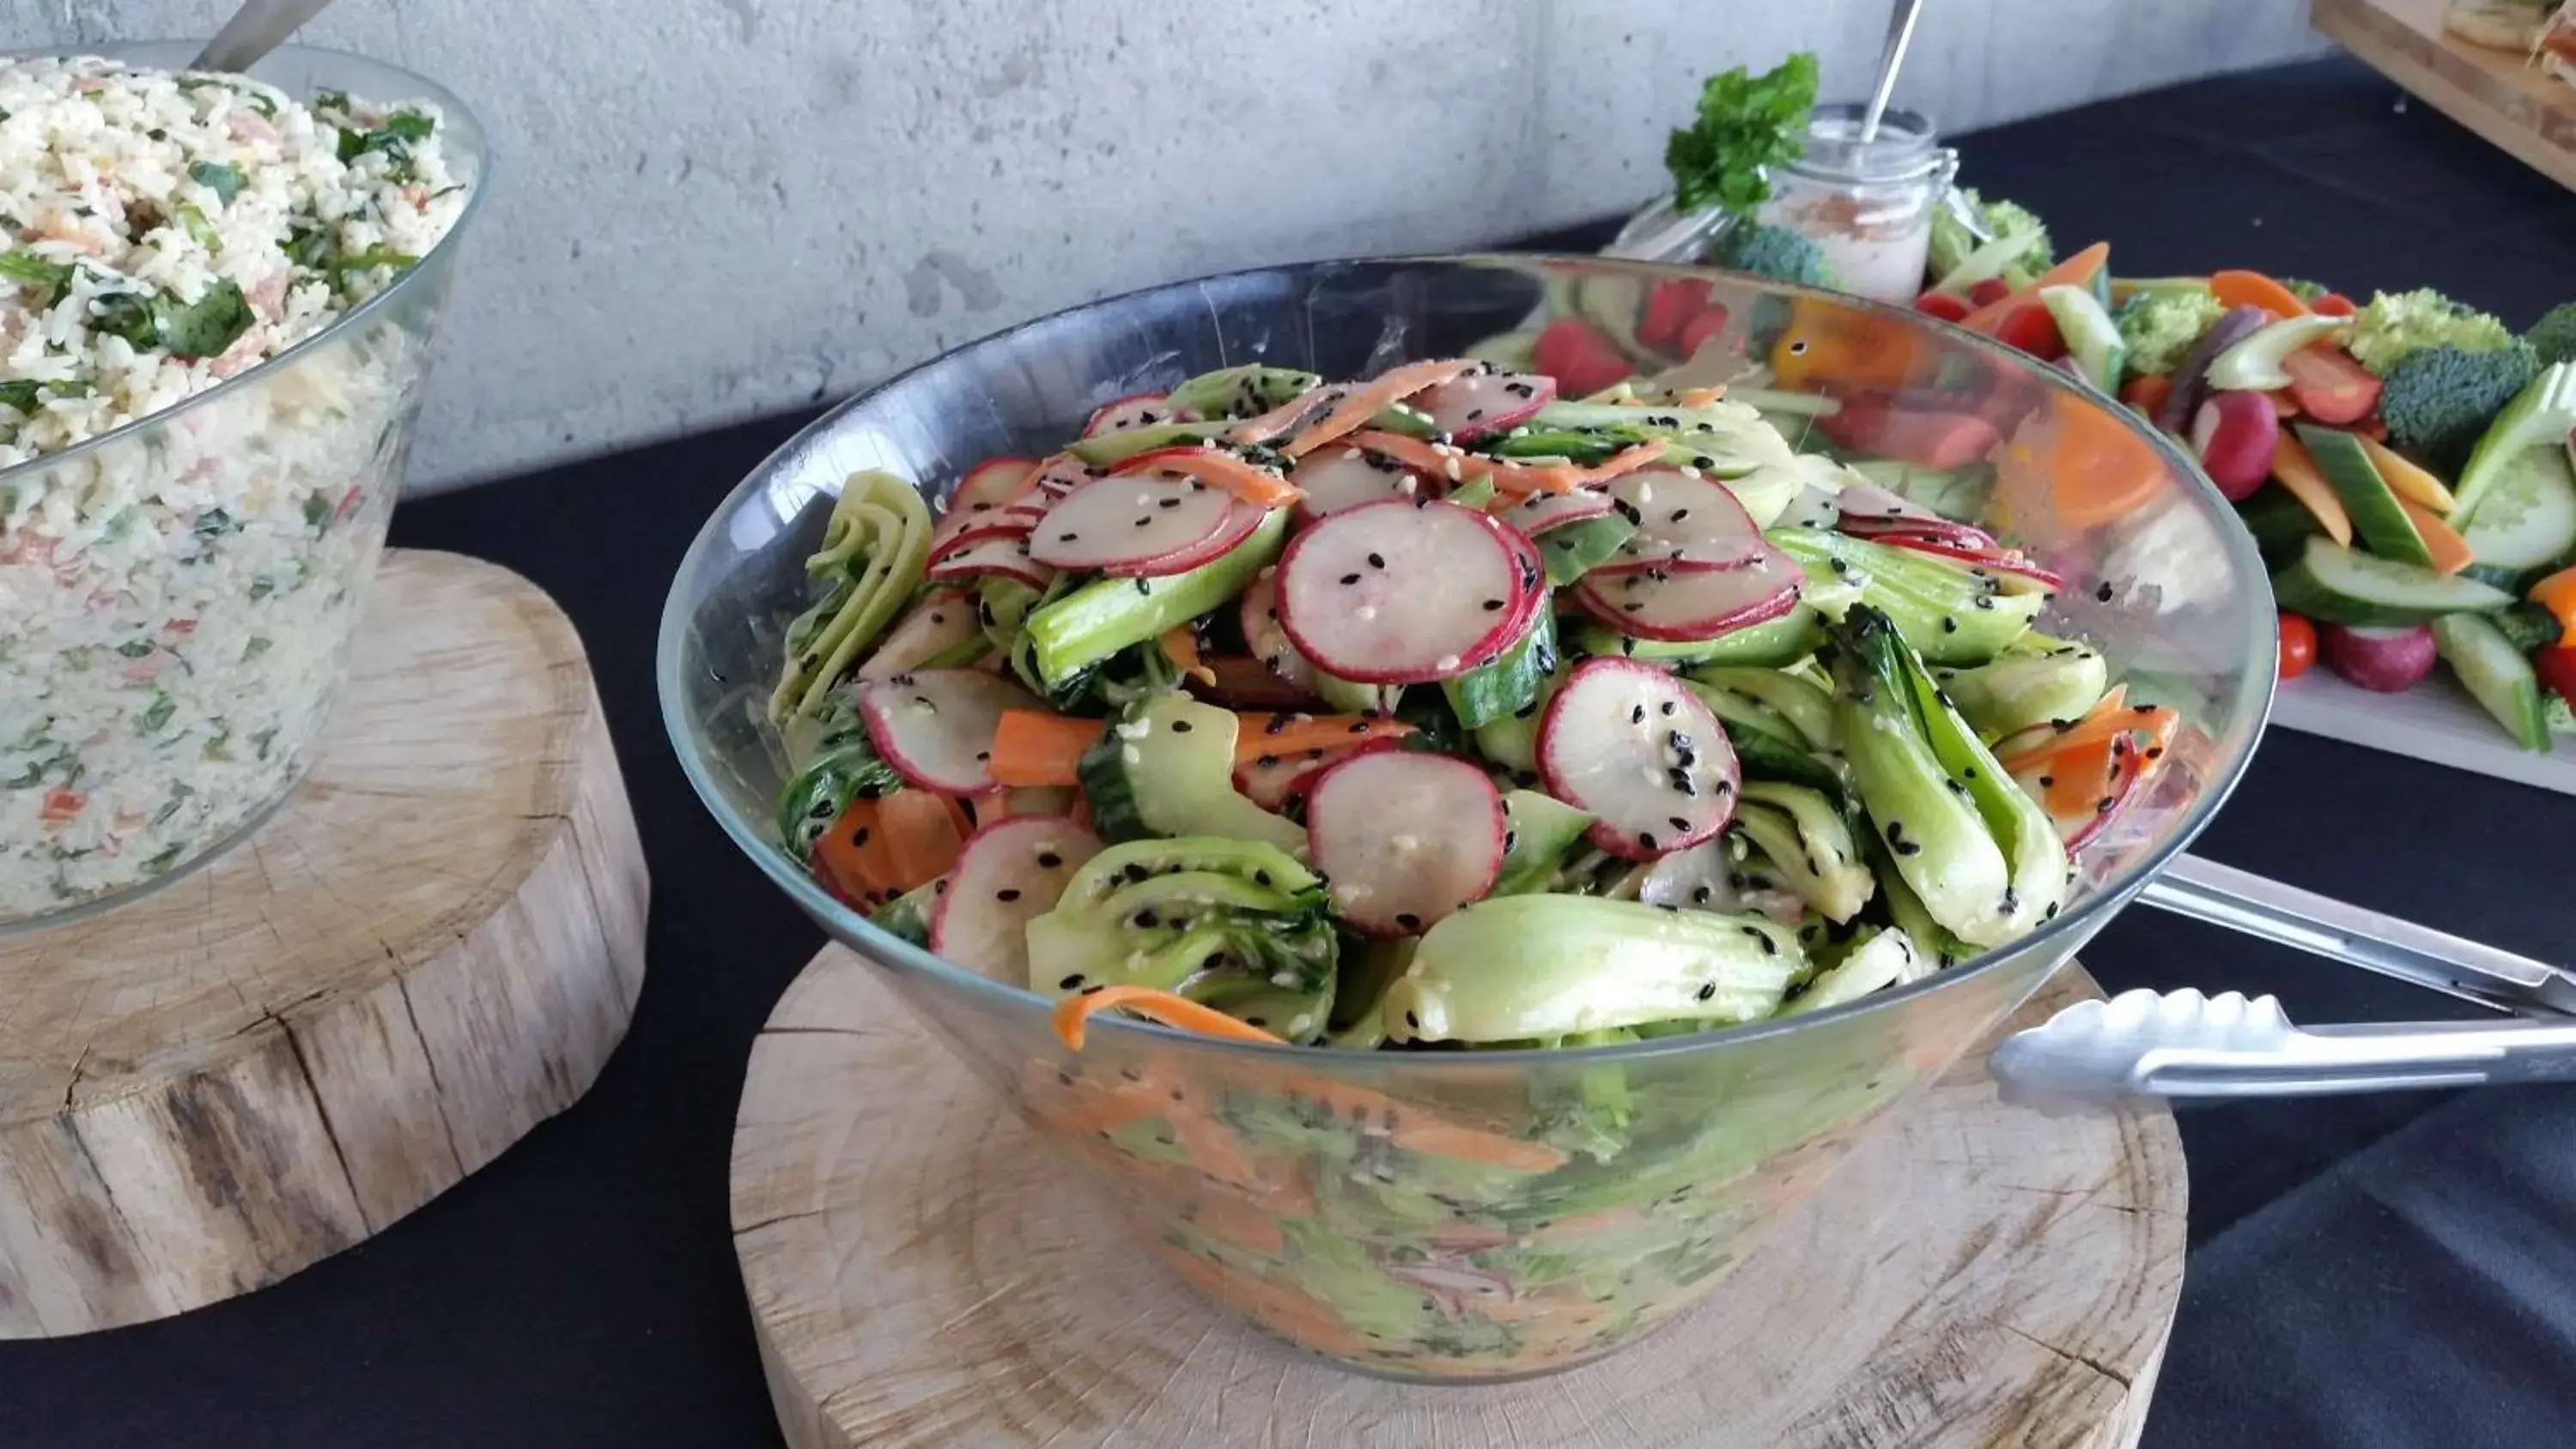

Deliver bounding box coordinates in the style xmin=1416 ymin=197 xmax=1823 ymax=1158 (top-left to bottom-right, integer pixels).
xmin=1758 ymin=103 xmax=1957 ymax=303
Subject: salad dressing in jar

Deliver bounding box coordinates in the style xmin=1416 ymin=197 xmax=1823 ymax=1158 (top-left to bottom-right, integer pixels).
xmin=1760 ymin=104 xmax=1956 ymax=303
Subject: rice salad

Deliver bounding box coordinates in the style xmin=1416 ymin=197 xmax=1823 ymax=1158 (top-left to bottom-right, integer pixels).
xmin=0 ymin=55 xmax=472 ymax=922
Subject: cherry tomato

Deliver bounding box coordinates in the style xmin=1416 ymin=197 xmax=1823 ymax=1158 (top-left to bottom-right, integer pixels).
xmin=2277 ymin=611 xmax=2318 ymax=680
xmin=1913 ymin=289 xmax=1973 ymax=323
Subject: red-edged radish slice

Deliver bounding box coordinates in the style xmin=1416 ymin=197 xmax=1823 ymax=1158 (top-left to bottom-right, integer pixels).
xmin=1834 ymin=480 xmax=2002 ymax=550
xmin=1028 ymin=452 xmax=1098 ymax=499
xmin=1232 ymin=734 xmax=1400 ymax=810
xmin=1598 ymin=469 xmax=1768 ymax=573
xmin=1873 ymin=535 xmax=2066 ymax=595
xmin=1572 ymin=549 xmax=1802 ymax=642
xmin=924 ymin=535 xmax=1054 ymax=589
xmin=1240 ymin=572 xmax=1321 ymax=697
xmin=856 ymin=669 xmax=1044 ymax=795
xmin=930 ymin=815 xmax=1105 ymax=981
xmin=1410 ymin=371 xmax=1556 ymax=441
xmin=1538 ymin=658 xmax=1740 ymax=861
xmin=1493 ymin=488 xmax=1614 ymax=536
xmin=1084 ymin=392 xmax=1192 ymax=436
xmin=1304 ymin=750 xmax=1504 ymax=935
xmin=2190 ymin=391 xmax=2280 ymax=502
xmin=928 ymin=506 xmax=1037 ymax=564
xmin=951 ymin=457 xmax=1040 ymax=512
xmin=858 ymin=589 xmax=986 ymax=682
xmin=1289 ymin=445 xmax=1425 ymax=519
xmin=1274 ymin=499 xmax=1525 ymax=684
xmin=1030 ymin=473 xmax=1234 ymax=572
xmin=1115 ymin=501 xmax=1271 ymax=578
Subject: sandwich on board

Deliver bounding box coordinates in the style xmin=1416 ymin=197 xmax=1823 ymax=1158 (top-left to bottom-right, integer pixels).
xmin=2442 ymin=0 xmax=2556 ymax=52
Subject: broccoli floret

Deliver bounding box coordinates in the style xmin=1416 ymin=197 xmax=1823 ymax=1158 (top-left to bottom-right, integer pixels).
xmin=1715 ymin=222 xmax=1832 ymax=288
xmin=2277 ymin=277 xmax=2330 ymax=304
xmin=2112 ymin=289 xmax=2227 ymax=379
xmin=2527 ymin=302 xmax=2576 ymax=367
xmin=2377 ymin=340 xmax=2540 ymax=472
xmin=2347 ymin=288 xmax=2518 ymax=376
xmin=1927 ymin=189 xmax=2053 ymax=290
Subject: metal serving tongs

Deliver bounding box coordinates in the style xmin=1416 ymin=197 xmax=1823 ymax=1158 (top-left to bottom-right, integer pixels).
xmin=1992 ymin=853 xmax=2576 ymax=1108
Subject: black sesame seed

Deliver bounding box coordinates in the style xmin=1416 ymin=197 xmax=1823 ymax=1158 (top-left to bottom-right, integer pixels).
xmin=1638 ymin=831 xmax=1659 ymax=850
xmin=1692 ymin=885 xmax=1713 ymax=904
xmin=1941 ymin=616 xmax=1959 ymax=634
xmin=2146 ymin=746 xmax=2166 ymax=760
xmin=1059 ymin=973 xmax=1085 ymax=990
xmin=1668 ymin=815 xmax=1691 ymax=832
xmin=1631 ymin=705 xmax=1647 ymax=724
xmin=1395 ymin=911 xmax=1423 ymax=931
xmin=1404 ymin=1009 xmax=1421 ymax=1029
xmin=1661 ymin=700 xmax=1677 ymax=717
xmin=2038 ymin=774 xmax=2055 ymax=787
xmin=1340 ymin=572 xmax=1363 ymax=585
xmin=1367 ymin=552 xmax=1387 ymax=569
xmin=2097 ymin=797 xmax=2116 ymax=813
xmin=1254 ymin=869 xmax=1273 ymax=886
xmin=853 ymin=828 xmax=871 ymax=848
xmin=997 ymin=887 xmax=1022 ymax=902
xmin=1037 ymin=852 xmax=1062 ymax=869
xmin=1482 ymin=597 xmax=1506 ymax=610
xmin=1058 ymin=531 xmax=1078 ymax=543
xmin=2096 ymin=582 xmax=2116 ymax=602
xmin=1256 ymin=753 xmax=1279 ymax=767
xmin=1244 ymin=1016 xmax=1266 ymax=1028
xmin=1696 ymin=982 xmax=1717 ymax=1001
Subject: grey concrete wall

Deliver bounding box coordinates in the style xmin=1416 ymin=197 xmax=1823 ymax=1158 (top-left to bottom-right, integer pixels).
xmin=9 ymin=0 xmax=2327 ymax=491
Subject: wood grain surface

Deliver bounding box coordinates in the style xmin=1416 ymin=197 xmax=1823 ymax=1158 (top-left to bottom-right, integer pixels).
xmin=733 ymin=951 xmax=2185 ymax=1449
xmin=0 ymin=550 xmax=648 ymax=1337
xmin=2314 ymin=0 xmax=2576 ymax=191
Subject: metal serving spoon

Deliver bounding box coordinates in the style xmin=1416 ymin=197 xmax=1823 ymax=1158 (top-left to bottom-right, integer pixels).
xmin=193 ymin=0 xmax=338 ymax=73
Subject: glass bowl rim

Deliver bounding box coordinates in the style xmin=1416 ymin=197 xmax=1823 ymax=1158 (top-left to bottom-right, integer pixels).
xmin=0 ymin=40 xmax=495 ymax=492
xmin=658 ymin=250 xmax=2279 ymax=1069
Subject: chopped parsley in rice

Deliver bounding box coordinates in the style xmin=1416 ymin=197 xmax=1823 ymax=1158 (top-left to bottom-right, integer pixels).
xmin=0 ymin=56 xmax=475 ymax=920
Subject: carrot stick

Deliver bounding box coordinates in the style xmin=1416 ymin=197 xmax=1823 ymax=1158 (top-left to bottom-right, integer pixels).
xmin=2398 ymin=498 xmax=2473 ymax=575
xmin=2208 ymin=270 xmax=2310 ymax=319
xmin=987 ymin=710 xmax=1103 ymax=788
xmin=1230 ymin=712 xmax=1413 ymax=762
xmin=1053 ymin=985 xmax=1286 ymax=1051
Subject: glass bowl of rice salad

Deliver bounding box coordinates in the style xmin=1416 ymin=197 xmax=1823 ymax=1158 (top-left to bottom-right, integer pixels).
xmin=0 ymin=45 xmax=484 ymax=930
xmin=663 ymin=257 xmax=2272 ymax=1380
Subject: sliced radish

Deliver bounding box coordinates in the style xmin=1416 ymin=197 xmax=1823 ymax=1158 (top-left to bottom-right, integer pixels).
xmin=856 ymin=669 xmax=1044 ymax=795
xmin=1028 ymin=452 xmax=1098 ymax=499
xmin=1274 ymin=499 xmax=1525 ymax=684
xmin=1573 ymin=549 xmax=1802 ymax=642
xmin=1538 ymin=658 xmax=1739 ymax=861
xmin=1833 ymin=480 xmax=2000 ymax=550
xmin=1084 ymin=392 xmax=1193 ymax=437
xmin=1494 ymin=488 xmax=1614 ymax=536
xmin=1304 ymin=750 xmax=1504 ymax=935
xmin=2189 ymin=391 xmax=2280 ymax=502
xmin=1410 ymin=372 xmax=1556 ymax=441
xmin=1290 ymin=445 xmax=1425 ymax=519
xmin=1030 ymin=473 xmax=1233 ymax=572
xmin=858 ymin=589 xmax=985 ymax=682
xmin=925 ymin=534 xmax=1054 ymax=589
xmin=951 ymin=457 xmax=1039 ymax=512
xmin=928 ymin=506 xmax=1036 ymax=564
xmin=1120 ymin=501 xmax=1270 ymax=578
xmin=1598 ymin=470 xmax=1767 ymax=573
xmin=1240 ymin=572 xmax=1321 ymax=696
xmin=930 ymin=815 xmax=1106 ymax=982
xmin=1232 ymin=734 xmax=1400 ymax=810
xmin=1873 ymin=535 xmax=2066 ymax=595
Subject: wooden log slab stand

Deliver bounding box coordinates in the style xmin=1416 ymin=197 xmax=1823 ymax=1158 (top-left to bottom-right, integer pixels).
xmin=0 ymin=549 xmax=647 ymax=1337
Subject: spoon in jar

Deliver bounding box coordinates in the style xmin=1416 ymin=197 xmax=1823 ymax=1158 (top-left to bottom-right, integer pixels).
xmin=193 ymin=0 xmax=340 ymax=74
xmin=1857 ymin=0 xmax=1929 ymax=144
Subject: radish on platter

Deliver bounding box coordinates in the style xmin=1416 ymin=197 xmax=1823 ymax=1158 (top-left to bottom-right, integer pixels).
xmin=2320 ymin=621 xmax=2438 ymax=693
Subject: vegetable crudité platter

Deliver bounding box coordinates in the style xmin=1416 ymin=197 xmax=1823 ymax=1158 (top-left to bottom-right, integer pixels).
xmin=1564 ymin=54 xmax=2576 ymax=794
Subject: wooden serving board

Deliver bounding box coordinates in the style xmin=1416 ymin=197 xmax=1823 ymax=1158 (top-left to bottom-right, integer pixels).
xmin=2313 ymin=0 xmax=2576 ymax=191
xmin=2275 ymin=670 xmax=2576 ymax=795
xmin=733 ymin=951 xmax=2185 ymax=1449
xmin=0 ymin=550 xmax=647 ymax=1337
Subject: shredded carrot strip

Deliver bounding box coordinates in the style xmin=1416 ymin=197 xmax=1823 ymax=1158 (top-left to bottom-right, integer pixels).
xmin=1283 ymin=358 xmax=1479 ymax=458
xmin=1673 ymin=385 xmax=1728 ymax=407
xmin=1159 ymin=626 xmax=1217 ymax=687
xmin=1053 ymin=985 xmax=1286 ymax=1051
xmin=1998 ymin=686 xmax=2178 ymax=777
xmin=1225 ymin=383 xmax=1335 ymax=446
xmin=1389 ymin=1120 xmax=1569 ymax=1173
xmin=1230 ymin=712 xmax=1412 ymax=762
xmin=987 ymin=710 xmax=1103 ymax=788
xmin=1118 ymin=446 xmax=1302 ymax=507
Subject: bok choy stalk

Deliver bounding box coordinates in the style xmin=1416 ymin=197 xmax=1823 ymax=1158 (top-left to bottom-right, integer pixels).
xmin=1830 ymin=605 xmax=2069 ymax=947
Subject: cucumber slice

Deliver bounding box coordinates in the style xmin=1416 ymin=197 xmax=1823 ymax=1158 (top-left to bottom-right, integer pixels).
xmin=2452 ymin=362 xmax=2576 ymax=522
xmin=1443 ymin=600 xmax=1558 ymax=730
xmin=1075 ymin=693 xmax=1307 ymax=855
xmin=2458 ymin=440 xmax=2576 ymax=574
xmin=2299 ymin=425 xmax=2433 ymax=567
xmin=2432 ymin=613 xmax=2552 ymax=752
xmin=1491 ymin=789 xmax=1595 ymax=897
xmin=2038 ymin=286 xmax=2125 ymax=394
xmin=2205 ymin=315 xmax=2353 ymax=392
xmin=2270 ymin=535 xmax=2516 ymax=627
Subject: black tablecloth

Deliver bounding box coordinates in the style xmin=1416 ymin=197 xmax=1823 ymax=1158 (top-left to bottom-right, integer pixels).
xmin=12 ymin=56 xmax=2576 ymax=1448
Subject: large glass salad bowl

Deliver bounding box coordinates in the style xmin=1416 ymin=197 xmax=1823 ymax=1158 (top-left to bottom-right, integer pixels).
xmin=661 ymin=257 xmax=2272 ymax=1380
